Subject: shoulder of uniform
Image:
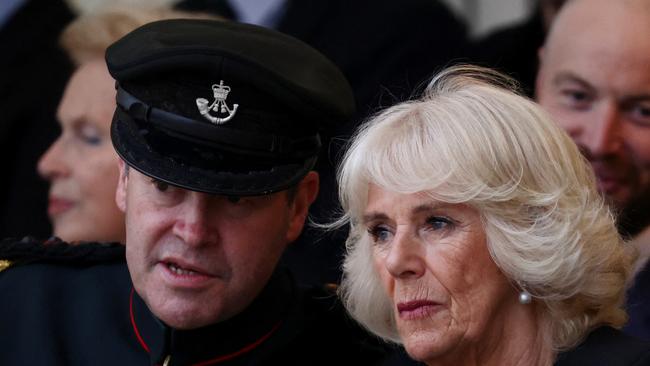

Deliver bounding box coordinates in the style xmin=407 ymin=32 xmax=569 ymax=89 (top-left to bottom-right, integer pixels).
xmin=0 ymin=237 xmax=125 ymax=273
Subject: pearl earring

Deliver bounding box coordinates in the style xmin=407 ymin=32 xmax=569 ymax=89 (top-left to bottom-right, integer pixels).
xmin=519 ymin=290 xmax=532 ymax=304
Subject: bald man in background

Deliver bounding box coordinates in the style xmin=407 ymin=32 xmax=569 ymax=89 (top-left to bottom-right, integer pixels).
xmin=536 ymin=0 xmax=650 ymax=339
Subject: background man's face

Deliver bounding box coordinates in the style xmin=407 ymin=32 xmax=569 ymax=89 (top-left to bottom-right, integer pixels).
xmin=536 ymin=0 xmax=650 ymax=217
xmin=116 ymin=165 xmax=314 ymax=329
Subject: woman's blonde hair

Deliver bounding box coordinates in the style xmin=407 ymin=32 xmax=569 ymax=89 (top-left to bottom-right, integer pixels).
xmin=60 ymin=6 xmax=217 ymax=65
xmin=335 ymin=65 xmax=633 ymax=351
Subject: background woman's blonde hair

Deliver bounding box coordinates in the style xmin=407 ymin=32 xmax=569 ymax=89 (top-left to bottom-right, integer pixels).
xmin=60 ymin=6 xmax=218 ymax=65
xmin=336 ymin=64 xmax=633 ymax=351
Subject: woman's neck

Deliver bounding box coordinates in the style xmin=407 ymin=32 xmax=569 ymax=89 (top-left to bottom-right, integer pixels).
xmin=426 ymin=302 xmax=555 ymax=366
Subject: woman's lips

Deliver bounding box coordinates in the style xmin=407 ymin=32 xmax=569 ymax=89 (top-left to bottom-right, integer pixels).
xmin=397 ymin=300 xmax=442 ymax=320
xmin=48 ymin=197 xmax=74 ymax=216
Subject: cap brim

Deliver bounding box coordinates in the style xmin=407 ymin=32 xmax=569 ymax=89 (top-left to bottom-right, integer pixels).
xmin=111 ymin=112 xmax=315 ymax=196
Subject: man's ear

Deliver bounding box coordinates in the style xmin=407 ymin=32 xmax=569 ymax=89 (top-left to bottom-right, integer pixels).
xmin=115 ymin=160 xmax=128 ymax=213
xmin=286 ymin=171 xmax=319 ymax=243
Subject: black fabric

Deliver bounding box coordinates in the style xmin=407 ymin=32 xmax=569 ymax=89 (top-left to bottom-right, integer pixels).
xmin=625 ymin=263 xmax=650 ymax=341
xmin=555 ymin=326 xmax=650 ymax=365
xmin=376 ymin=326 xmax=650 ymax=366
xmin=0 ymin=0 xmax=74 ymax=239
xmin=0 ymin=237 xmax=124 ymax=266
xmin=0 ymin=240 xmax=388 ymax=365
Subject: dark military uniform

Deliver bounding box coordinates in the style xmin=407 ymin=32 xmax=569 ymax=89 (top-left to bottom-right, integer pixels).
xmin=0 ymin=239 xmax=386 ymax=365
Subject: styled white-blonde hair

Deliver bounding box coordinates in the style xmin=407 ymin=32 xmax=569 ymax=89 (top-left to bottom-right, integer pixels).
xmin=60 ymin=6 xmax=218 ymax=65
xmin=336 ymin=65 xmax=632 ymax=351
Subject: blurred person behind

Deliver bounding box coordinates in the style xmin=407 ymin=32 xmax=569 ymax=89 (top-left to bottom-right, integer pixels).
xmin=37 ymin=6 xmax=215 ymax=244
xmin=535 ymin=0 xmax=650 ymax=339
xmin=334 ymin=65 xmax=649 ymax=365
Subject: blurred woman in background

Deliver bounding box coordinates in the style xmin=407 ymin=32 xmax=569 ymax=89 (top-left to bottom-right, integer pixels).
xmin=38 ymin=7 xmax=213 ymax=243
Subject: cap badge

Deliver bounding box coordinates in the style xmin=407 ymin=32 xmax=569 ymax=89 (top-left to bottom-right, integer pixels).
xmin=196 ymin=80 xmax=239 ymax=124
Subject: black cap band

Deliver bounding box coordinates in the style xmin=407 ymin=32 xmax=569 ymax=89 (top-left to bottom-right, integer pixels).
xmin=116 ymin=86 xmax=321 ymax=159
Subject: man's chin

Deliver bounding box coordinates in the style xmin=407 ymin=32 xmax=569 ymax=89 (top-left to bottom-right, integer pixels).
xmin=155 ymin=304 xmax=224 ymax=330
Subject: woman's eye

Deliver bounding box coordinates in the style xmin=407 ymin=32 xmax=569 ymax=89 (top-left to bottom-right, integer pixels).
xmin=426 ymin=216 xmax=453 ymax=231
xmin=367 ymin=225 xmax=392 ymax=244
xmin=77 ymin=123 xmax=103 ymax=146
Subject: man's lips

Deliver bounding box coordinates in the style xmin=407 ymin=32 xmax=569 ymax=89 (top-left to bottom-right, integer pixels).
xmin=397 ymin=300 xmax=442 ymax=320
xmin=160 ymin=258 xmax=215 ymax=277
xmin=48 ymin=197 xmax=74 ymax=216
xmin=595 ymin=174 xmax=625 ymax=195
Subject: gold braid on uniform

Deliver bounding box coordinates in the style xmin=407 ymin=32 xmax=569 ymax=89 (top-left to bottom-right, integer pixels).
xmin=0 ymin=237 xmax=125 ymax=270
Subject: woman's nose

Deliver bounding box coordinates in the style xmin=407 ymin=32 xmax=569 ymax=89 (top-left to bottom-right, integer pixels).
xmin=384 ymin=232 xmax=426 ymax=279
xmin=37 ymin=138 xmax=69 ymax=181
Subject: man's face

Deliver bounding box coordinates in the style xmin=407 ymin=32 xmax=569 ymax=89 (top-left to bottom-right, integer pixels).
xmin=116 ymin=163 xmax=317 ymax=329
xmin=536 ymin=0 xmax=650 ymax=216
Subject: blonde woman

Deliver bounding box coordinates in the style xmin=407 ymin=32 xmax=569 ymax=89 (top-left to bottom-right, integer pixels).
xmin=335 ymin=65 xmax=650 ymax=365
xmin=38 ymin=7 xmax=214 ymax=243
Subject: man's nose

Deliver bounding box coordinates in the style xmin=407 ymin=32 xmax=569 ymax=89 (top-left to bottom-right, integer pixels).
xmin=172 ymin=193 xmax=219 ymax=247
xmin=581 ymin=102 xmax=622 ymax=158
xmin=384 ymin=232 xmax=426 ymax=280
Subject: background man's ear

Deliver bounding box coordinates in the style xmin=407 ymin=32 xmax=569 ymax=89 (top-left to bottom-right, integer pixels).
xmin=115 ymin=160 xmax=128 ymax=212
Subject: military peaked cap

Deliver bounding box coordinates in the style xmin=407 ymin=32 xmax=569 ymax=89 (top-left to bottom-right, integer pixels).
xmin=106 ymin=19 xmax=354 ymax=195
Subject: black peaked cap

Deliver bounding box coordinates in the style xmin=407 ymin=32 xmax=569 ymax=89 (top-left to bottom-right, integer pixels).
xmin=106 ymin=19 xmax=354 ymax=195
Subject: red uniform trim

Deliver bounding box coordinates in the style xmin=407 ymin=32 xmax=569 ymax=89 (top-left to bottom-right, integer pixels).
xmin=129 ymin=286 xmax=283 ymax=365
xmin=192 ymin=321 xmax=281 ymax=365
xmin=130 ymin=287 xmax=151 ymax=353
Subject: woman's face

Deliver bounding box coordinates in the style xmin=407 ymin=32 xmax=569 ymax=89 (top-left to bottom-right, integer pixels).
xmin=363 ymin=184 xmax=518 ymax=364
xmin=37 ymin=60 xmax=125 ymax=243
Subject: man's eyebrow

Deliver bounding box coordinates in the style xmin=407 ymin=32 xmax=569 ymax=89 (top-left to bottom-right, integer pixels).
xmin=622 ymin=94 xmax=650 ymax=104
xmin=552 ymin=72 xmax=595 ymax=91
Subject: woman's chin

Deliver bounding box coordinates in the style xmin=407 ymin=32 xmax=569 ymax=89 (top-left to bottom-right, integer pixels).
xmin=401 ymin=329 xmax=454 ymax=365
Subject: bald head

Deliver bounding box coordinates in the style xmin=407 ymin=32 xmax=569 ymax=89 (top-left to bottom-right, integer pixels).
xmin=544 ymin=0 xmax=650 ymax=59
xmin=536 ymin=0 xmax=650 ymax=235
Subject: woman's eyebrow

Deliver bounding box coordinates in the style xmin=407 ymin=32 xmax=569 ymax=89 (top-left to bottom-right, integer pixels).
xmin=362 ymin=212 xmax=388 ymax=225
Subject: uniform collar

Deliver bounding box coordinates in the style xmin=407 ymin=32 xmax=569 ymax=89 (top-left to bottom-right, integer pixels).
xmin=129 ymin=269 xmax=294 ymax=366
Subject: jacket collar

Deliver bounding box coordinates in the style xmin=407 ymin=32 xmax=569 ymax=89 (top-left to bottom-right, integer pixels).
xmin=130 ymin=269 xmax=294 ymax=365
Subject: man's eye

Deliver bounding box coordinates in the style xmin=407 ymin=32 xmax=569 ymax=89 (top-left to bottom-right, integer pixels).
xmin=227 ymin=196 xmax=241 ymax=204
xmin=560 ymin=89 xmax=592 ymax=109
xmin=152 ymin=179 xmax=169 ymax=192
xmin=628 ymin=104 xmax=650 ymax=127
